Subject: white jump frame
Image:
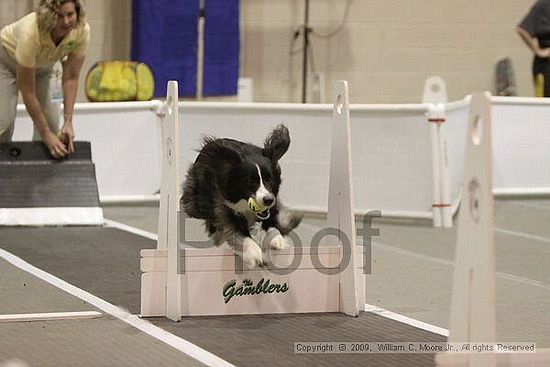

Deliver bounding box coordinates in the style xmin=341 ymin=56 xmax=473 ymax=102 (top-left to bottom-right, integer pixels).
xmin=436 ymin=93 xmax=550 ymax=366
xmin=140 ymin=80 xmax=364 ymax=320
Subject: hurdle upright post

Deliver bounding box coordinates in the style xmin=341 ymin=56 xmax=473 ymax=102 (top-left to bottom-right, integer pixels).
xmin=427 ymin=103 xmax=443 ymax=228
xmin=423 ymin=76 xmax=452 ymax=227
xmin=437 ymin=92 xmax=495 ymax=366
xmin=157 ymin=81 xmax=182 ymax=321
xmin=327 ymin=80 xmax=363 ymax=316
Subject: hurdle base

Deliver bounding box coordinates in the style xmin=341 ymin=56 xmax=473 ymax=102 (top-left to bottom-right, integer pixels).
xmin=140 ymin=245 xmax=364 ymax=317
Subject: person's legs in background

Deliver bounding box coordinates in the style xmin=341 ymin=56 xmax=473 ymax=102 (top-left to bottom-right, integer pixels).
xmin=542 ymin=59 xmax=550 ymax=98
xmin=532 ymin=57 xmax=550 ymax=97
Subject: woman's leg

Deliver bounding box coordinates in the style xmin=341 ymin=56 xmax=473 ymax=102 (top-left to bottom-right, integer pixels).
xmin=0 ymin=60 xmax=18 ymax=142
xmin=541 ymin=59 xmax=550 ymax=98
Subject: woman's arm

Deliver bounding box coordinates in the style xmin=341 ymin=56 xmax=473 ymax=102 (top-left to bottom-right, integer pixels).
xmin=61 ymin=52 xmax=86 ymax=154
xmin=517 ymin=26 xmax=550 ymax=58
xmin=16 ymin=63 xmax=68 ymax=158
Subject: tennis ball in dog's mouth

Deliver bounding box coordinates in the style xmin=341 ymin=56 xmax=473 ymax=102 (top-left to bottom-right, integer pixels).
xmin=248 ymin=197 xmax=268 ymax=213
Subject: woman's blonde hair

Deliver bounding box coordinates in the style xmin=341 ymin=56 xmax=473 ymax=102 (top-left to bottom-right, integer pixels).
xmin=36 ymin=0 xmax=86 ymax=33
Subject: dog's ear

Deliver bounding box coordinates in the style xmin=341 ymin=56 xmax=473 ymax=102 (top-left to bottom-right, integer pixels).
xmin=263 ymin=124 xmax=290 ymax=163
xmin=203 ymin=139 xmax=241 ymax=173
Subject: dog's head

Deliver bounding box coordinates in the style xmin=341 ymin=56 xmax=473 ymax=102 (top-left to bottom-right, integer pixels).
xmin=205 ymin=125 xmax=290 ymax=218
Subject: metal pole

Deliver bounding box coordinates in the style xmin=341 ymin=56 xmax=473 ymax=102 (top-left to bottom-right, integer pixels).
xmin=196 ymin=0 xmax=206 ymax=101
xmin=301 ymin=0 xmax=310 ymax=103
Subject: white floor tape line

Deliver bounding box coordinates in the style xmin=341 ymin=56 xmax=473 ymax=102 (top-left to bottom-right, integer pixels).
xmin=103 ymin=218 xmax=158 ymax=241
xmin=0 ymin=311 xmax=102 ymax=323
xmin=495 ymin=227 xmax=550 ymax=245
xmin=375 ymin=241 xmax=550 ymax=291
xmin=364 ymin=303 xmax=449 ymax=337
xmin=0 ymin=248 xmax=235 ymax=367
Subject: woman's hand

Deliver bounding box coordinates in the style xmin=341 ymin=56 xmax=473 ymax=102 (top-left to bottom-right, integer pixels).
xmin=536 ymin=47 xmax=550 ymax=58
xmin=42 ymin=130 xmax=68 ymax=159
xmin=59 ymin=121 xmax=75 ymax=154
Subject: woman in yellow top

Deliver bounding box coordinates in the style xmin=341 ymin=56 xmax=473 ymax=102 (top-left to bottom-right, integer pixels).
xmin=0 ymin=0 xmax=90 ymax=158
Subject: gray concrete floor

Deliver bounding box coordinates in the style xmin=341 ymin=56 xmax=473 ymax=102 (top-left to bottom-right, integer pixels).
xmin=103 ymin=199 xmax=550 ymax=347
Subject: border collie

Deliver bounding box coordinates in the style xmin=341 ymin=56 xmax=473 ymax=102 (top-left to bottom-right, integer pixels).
xmin=181 ymin=124 xmax=302 ymax=268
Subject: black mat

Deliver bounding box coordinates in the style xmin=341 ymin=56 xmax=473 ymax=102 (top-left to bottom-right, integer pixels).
xmin=0 ymin=141 xmax=100 ymax=208
xmin=0 ymin=226 xmax=445 ymax=366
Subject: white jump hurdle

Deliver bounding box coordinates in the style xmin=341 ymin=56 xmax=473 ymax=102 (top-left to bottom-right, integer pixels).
xmin=436 ymin=92 xmax=550 ymax=366
xmin=140 ymin=80 xmax=364 ymax=320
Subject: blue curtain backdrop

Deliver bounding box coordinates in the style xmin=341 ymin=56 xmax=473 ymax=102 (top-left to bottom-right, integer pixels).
xmin=131 ymin=0 xmax=240 ymax=97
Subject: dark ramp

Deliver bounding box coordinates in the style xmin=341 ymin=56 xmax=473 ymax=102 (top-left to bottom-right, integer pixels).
xmin=0 ymin=226 xmax=445 ymax=366
xmin=0 ymin=141 xmax=99 ymax=208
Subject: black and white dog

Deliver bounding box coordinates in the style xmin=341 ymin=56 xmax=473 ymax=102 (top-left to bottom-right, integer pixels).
xmin=181 ymin=124 xmax=302 ymax=267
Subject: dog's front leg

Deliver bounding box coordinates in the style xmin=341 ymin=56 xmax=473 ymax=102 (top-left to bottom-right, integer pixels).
xmin=228 ymin=233 xmax=266 ymax=268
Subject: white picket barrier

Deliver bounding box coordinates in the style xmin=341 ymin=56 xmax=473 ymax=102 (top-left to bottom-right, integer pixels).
xmin=491 ymin=96 xmax=550 ymax=197
xmin=441 ymin=94 xmax=550 ymax=214
xmin=12 ymin=99 xmax=440 ymax=224
xmin=175 ymin=101 xmax=437 ymax=222
xmin=140 ymin=80 xmax=364 ymax=320
xmin=12 ymin=85 xmax=550 ymax=226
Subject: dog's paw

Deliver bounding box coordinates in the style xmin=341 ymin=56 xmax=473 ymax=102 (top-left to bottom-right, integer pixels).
xmin=269 ymin=234 xmax=290 ymax=250
xmin=241 ymin=237 xmax=266 ymax=268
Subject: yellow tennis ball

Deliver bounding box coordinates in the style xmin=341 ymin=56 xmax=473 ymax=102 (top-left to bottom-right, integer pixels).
xmin=248 ymin=197 xmax=267 ymax=213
